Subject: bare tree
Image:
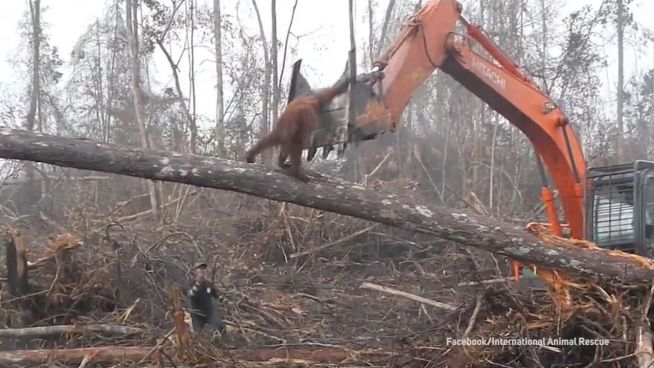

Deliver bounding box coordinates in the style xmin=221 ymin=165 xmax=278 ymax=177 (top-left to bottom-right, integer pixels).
xmin=277 ymin=0 xmax=299 ymax=89
xmin=375 ymin=0 xmax=395 ymax=58
xmin=186 ymin=0 xmax=198 ymax=154
xmin=214 ymin=0 xmax=225 ymax=155
xmin=271 ymin=0 xmax=279 ymax=122
xmin=93 ymin=19 xmax=107 ymax=142
xmin=251 ymin=0 xmax=270 ymax=162
xmin=651 ymin=42 xmax=654 ymax=156
xmin=126 ymin=0 xmax=162 ymax=222
xmin=152 ymin=1 xmax=192 ymax=153
xmin=26 ymin=0 xmax=41 ymax=133
xmin=616 ymin=0 xmax=625 ymax=160
xmin=22 ymin=0 xmax=42 ymax=213
xmin=367 ymin=0 xmax=374 ymax=67
xmin=104 ymin=0 xmax=122 ymax=144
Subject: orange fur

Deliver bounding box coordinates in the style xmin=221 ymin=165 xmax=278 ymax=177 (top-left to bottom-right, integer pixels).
xmin=246 ymin=80 xmax=350 ymax=182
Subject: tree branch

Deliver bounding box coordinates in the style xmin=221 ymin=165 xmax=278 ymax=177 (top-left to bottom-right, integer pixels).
xmin=0 ymin=324 xmax=144 ymax=338
xmin=360 ymin=282 xmax=458 ymax=311
xmin=278 ymin=0 xmax=299 ymax=90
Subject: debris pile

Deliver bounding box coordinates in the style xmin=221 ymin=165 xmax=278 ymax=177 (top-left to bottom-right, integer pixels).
xmin=0 ymin=206 xmax=652 ymax=367
xmin=393 ymin=282 xmax=653 ymax=367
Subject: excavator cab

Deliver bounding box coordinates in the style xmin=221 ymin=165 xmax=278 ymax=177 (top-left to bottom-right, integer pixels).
xmin=584 ymin=160 xmax=654 ymax=258
xmin=286 ymin=59 xmax=392 ymax=161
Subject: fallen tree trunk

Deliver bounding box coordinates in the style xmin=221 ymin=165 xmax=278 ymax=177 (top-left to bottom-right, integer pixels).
xmin=0 ymin=128 xmax=652 ymax=283
xmin=0 ymin=347 xmax=155 ymax=366
xmin=0 ymin=345 xmax=389 ymax=365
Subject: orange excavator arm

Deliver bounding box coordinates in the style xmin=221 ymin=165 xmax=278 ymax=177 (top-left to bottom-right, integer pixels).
xmin=336 ymin=0 xmax=587 ymax=241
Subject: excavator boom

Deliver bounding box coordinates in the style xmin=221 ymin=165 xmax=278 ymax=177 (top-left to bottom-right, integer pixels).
xmin=440 ymin=31 xmax=586 ymax=239
xmin=292 ymin=0 xmax=586 ymax=239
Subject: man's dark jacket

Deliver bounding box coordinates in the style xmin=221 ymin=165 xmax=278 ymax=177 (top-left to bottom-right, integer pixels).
xmin=187 ymin=279 xmax=225 ymax=333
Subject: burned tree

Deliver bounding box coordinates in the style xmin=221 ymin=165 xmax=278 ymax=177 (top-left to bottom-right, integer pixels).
xmin=0 ymin=128 xmax=652 ymax=284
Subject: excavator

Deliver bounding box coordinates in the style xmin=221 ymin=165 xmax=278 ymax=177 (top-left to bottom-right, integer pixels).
xmin=286 ymin=0 xmax=654 ymax=281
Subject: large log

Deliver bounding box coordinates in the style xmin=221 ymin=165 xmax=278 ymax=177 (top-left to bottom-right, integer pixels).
xmin=0 ymin=345 xmax=389 ymax=365
xmin=0 ymin=128 xmax=652 ymax=283
xmin=0 ymin=347 xmax=155 ymax=365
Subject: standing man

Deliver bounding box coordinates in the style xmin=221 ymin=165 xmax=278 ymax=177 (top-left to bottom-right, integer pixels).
xmin=187 ymin=262 xmax=225 ymax=338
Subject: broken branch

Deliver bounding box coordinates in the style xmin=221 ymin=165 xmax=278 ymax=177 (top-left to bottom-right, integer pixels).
xmin=290 ymin=224 xmax=378 ymax=258
xmin=360 ymin=281 xmax=458 ymax=311
xmin=0 ymin=324 xmax=144 ymax=338
xmin=463 ymin=292 xmax=484 ymax=337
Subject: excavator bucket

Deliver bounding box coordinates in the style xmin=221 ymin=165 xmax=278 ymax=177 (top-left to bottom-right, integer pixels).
xmin=286 ymin=59 xmax=392 ymax=161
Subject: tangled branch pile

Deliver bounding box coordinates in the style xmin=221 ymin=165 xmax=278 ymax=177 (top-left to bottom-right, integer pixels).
xmin=0 ymin=199 xmax=653 ymax=367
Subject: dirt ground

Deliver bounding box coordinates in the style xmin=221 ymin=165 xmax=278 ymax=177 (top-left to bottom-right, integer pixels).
xmin=0 ymin=188 xmax=650 ymax=367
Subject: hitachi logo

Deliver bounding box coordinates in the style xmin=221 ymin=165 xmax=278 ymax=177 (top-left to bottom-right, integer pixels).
xmin=471 ymin=58 xmax=506 ymax=90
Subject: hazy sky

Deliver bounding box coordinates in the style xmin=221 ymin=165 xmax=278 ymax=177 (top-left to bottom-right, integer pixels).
xmin=1 ymin=0 xmax=654 ymax=127
xmin=0 ymin=0 xmax=360 ymax=123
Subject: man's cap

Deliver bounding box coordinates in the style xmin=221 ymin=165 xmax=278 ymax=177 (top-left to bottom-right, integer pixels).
xmin=194 ymin=262 xmax=208 ymax=269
